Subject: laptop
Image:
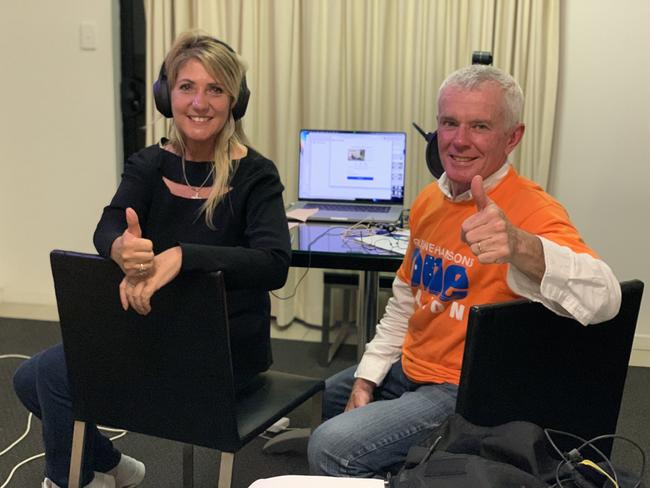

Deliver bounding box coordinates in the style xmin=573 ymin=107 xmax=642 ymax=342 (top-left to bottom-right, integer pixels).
xmin=286 ymin=129 xmax=406 ymax=224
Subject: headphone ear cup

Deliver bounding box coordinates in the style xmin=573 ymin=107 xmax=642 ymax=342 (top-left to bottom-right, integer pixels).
xmin=231 ymin=76 xmax=250 ymax=121
xmin=425 ymin=131 xmax=444 ymax=179
xmin=153 ymin=65 xmax=173 ymax=118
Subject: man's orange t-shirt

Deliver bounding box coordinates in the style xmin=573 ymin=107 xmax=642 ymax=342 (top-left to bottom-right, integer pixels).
xmin=397 ymin=168 xmax=597 ymax=385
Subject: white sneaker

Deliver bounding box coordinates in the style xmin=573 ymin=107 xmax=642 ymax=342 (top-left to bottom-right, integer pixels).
xmin=107 ymin=454 xmax=146 ymax=488
xmin=42 ymin=471 xmax=115 ymax=488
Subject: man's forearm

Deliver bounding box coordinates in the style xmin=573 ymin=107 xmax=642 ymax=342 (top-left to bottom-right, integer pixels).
xmin=508 ymin=237 xmax=622 ymax=325
xmin=510 ymin=229 xmax=545 ymax=284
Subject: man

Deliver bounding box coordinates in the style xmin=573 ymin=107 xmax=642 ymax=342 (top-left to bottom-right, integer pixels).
xmin=305 ymin=64 xmax=621 ymax=478
xmin=248 ymin=66 xmax=622 ymax=488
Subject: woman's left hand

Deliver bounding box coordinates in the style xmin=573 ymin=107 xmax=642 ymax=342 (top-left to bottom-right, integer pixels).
xmin=119 ymin=246 xmax=183 ymax=315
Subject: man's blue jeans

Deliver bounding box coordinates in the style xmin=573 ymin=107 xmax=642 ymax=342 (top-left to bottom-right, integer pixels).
xmin=307 ymin=359 xmax=457 ymax=477
xmin=12 ymin=343 xmax=121 ymax=487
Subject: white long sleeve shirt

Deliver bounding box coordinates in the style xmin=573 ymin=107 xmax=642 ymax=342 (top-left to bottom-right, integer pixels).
xmin=355 ymin=164 xmax=622 ymax=385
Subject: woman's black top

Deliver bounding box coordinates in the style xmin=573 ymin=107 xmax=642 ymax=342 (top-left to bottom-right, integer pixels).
xmin=94 ymin=144 xmax=291 ymax=380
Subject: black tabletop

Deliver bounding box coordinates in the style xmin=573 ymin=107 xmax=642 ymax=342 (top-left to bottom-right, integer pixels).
xmin=290 ymin=223 xmax=404 ymax=272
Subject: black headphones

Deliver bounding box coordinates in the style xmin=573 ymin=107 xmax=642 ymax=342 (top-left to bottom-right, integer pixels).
xmin=152 ymin=37 xmax=251 ymax=121
xmin=413 ymin=123 xmax=443 ymax=179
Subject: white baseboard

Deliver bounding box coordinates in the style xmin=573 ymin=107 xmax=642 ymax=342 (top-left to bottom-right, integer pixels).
xmin=2 ymin=289 xmax=56 ymax=306
xmin=633 ymin=333 xmax=650 ymax=350
xmin=629 ymin=349 xmax=650 ymax=367
xmin=630 ymin=333 xmax=650 ymax=367
xmin=0 ymin=301 xmax=59 ymax=322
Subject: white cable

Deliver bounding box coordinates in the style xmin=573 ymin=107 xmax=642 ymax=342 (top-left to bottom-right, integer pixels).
xmin=0 ymin=451 xmax=44 ymax=488
xmin=1 ymin=354 xmax=34 ymax=488
xmin=0 ymin=412 xmax=33 ymax=456
xmin=1 ymin=354 xmax=130 ymax=487
xmin=0 ymin=420 xmax=127 ymax=488
xmin=0 ymin=354 xmax=32 ymax=457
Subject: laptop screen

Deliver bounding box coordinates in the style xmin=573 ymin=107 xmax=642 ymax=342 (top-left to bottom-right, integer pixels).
xmin=298 ymin=129 xmax=406 ymax=203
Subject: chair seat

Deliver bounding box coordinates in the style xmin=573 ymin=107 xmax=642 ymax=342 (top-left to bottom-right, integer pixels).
xmin=234 ymin=371 xmax=324 ymax=450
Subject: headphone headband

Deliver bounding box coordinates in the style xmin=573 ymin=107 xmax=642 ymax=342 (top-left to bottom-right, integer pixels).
xmin=152 ymin=37 xmax=250 ymax=120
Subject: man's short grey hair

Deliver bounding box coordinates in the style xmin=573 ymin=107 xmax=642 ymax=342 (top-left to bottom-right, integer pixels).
xmin=438 ymin=65 xmax=524 ymax=129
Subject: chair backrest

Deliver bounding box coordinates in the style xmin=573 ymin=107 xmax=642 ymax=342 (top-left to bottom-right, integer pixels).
xmin=50 ymin=249 xmax=242 ymax=450
xmin=456 ymin=280 xmax=644 ymax=456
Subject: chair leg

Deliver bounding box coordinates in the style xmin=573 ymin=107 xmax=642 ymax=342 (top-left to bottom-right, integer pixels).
xmin=320 ymin=284 xmax=333 ymax=365
xmin=321 ymin=285 xmax=355 ymax=366
xmin=310 ymin=390 xmax=323 ymax=431
xmin=68 ymin=420 xmax=86 ymax=488
xmin=218 ymin=452 xmax=234 ymax=488
xmin=182 ymin=444 xmax=194 ymax=488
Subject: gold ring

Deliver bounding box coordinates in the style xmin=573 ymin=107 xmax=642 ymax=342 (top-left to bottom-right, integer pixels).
xmin=139 ymin=263 xmax=145 ymax=273
xmin=477 ymin=242 xmax=482 ymax=253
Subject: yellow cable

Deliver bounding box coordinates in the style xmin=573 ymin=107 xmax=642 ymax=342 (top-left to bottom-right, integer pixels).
xmin=579 ymin=459 xmax=618 ymax=488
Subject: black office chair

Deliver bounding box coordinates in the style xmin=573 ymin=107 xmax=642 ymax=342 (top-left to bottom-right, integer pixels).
xmin=456 ymin=280 xmax=644 ymax=458
xmin=50 ymin=250 xmax=325 ymax=488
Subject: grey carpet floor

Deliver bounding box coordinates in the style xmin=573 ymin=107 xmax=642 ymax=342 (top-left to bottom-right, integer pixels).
xmin=1 ymin=317 xmax=648 ymax=487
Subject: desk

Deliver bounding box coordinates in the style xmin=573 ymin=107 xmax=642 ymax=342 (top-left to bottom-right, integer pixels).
xmin=290 ymin=224 xmax=404 ymax=359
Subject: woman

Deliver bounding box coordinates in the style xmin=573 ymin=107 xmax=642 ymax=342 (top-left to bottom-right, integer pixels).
xmin=13 ymin=31 xmax=291 ymax=488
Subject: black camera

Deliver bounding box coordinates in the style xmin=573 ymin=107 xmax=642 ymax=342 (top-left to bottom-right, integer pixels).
xmin=471 ymin=51 xmax=493 ymax=65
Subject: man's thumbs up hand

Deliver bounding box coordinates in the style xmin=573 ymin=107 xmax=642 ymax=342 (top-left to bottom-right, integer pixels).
xmin=461 ymin=175 xmax=513 ymax=264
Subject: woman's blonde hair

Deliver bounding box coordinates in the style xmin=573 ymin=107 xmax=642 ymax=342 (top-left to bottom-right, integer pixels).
xmin=163 ymin=30 xmax=250 ymax=228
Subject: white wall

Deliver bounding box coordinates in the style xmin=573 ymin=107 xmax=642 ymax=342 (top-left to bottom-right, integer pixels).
xmin=550 ymin=0 xmax=650 ymax=358
xmin=0 ymin=0 xmax=121 ymax=304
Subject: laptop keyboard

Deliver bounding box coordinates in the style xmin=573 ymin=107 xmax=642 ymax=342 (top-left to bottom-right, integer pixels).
xmin=304 ymin=203 xmax=390 ymax=213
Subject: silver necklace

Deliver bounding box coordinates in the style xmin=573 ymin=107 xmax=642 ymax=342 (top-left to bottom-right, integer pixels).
xmin=181 ymin=155 xmax=215 ymax=199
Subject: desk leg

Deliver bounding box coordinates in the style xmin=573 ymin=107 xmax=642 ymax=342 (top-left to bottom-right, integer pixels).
xmin=356 ymin=271 xmax=379 ymax=361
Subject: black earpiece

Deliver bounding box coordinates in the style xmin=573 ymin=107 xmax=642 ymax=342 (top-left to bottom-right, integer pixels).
xmin=412 ymin=123 xmax=443 ymax=179
xmin=152 ymin=37 xmax=250 ymax=120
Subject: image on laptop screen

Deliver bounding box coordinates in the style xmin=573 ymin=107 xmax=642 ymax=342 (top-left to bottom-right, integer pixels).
xmin=298 ymin=130 xmax=406 ymax=204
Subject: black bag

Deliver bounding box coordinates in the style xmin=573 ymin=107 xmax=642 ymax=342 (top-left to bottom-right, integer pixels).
xmin=389 ymin=414 xmax=643 ymax=488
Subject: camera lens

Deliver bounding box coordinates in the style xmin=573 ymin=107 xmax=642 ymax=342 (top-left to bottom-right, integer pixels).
xmin=471 ymin=51 xmax=493 ymax=65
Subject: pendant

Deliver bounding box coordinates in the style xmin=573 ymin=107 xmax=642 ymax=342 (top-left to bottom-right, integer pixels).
xmin=192 ymin=192 xmax=200 ymax=199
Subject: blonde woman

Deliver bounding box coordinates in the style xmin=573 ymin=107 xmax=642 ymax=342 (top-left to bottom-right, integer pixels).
xmin=14 ymin=31 xmax=290 ymax=488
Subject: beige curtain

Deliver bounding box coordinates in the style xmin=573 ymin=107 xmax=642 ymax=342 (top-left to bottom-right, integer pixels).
xmin=143 ymin=0 xmax=560 ymax=327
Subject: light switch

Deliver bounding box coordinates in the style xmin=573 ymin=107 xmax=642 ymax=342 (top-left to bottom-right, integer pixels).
xmin=80 ymin=21 xmax=96 ymax=51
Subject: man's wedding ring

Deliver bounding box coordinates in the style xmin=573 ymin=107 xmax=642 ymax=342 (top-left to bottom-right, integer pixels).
xmin=138 ymin=263 xmax=145 ymax=273
xmin=477 ymin=242 xmax=482 ymax=253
